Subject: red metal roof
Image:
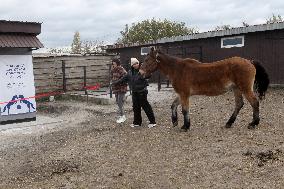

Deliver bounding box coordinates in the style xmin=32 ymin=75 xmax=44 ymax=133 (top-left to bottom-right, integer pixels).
xmin=0 ymin=34 xmax=43 ymax=48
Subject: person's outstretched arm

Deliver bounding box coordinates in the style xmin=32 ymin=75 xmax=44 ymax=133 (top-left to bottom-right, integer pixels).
xmin=112 ymin=72 xmax=129 ymax=85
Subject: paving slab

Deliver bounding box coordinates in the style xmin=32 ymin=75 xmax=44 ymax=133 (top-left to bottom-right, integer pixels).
xmin=0 ymin=114 xmax=64 ymax=132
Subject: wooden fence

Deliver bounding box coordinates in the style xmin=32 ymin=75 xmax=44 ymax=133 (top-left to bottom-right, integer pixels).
xmin=33 ymin=55 xmax=115 ymax=94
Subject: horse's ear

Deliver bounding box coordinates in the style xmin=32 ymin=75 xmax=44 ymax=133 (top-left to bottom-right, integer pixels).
xmin=149 ymin=47 xmax=156 ymax=57
xmin=157 ymin=45 xmax=163 ymax=51
xmin=156 ymin=52 xmax=161 ymax=61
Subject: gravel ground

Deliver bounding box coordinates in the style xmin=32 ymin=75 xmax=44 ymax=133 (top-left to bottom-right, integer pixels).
xmin=0 ymin=86 xmax=283 ymax=189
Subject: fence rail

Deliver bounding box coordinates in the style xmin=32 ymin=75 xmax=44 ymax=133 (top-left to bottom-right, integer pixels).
xmin=33 ymin=55 xmax=115 ymax=94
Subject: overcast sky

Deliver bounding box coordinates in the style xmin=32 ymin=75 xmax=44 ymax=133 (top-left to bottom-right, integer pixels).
xmin=1 ymin=0 xmax=284 ymax=49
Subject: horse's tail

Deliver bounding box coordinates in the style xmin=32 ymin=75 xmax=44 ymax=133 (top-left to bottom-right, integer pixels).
xmin=251 ymin=60 xmax=270 ymax=100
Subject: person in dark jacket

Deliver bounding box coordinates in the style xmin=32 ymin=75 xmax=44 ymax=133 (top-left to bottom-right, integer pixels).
xmin=112 ymin=57 xmax=156 ymax=128
xmin=111 ymin=58 xmax=127 ymax=123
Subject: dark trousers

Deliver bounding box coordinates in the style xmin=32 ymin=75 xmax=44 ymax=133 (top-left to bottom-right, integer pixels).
xmin=132 ymin=91 xmax=156 ymax=125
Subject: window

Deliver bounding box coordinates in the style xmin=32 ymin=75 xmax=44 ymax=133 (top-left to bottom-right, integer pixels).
xmin=221 ymin=36 xmax=244 ymax=48
xmin=141 ymin=46 xmax=154 ymax=55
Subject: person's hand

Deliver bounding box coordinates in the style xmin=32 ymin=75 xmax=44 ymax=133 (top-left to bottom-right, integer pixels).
xmin=139 ymin=69 xmax=145 ymax=75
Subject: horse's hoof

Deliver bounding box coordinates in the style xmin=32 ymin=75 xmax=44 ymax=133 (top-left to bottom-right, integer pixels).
xmin=172 ymin=116 xmax=178 ymax=127
xmin=248 ymin=124 xmax=256 ymax=129
xmin=225 ymin=123 xmax=232 ymax=128
xmin=180 ymin=128 xmax=188 ymax=132
xmin=180 ymin=125 xmax=189 ymax=131
xmin=172 ymin=121 xmax=178 ymax=127
xmin=248 ymin=119 xmax=259 ymax=129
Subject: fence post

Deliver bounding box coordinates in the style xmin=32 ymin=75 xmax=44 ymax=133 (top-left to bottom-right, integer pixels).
xmin=199 ymin=46 xmax=203 ymax=62
xmin=108 ymin=64 xmax=112 ymax=98
xmin=182 ymin=46 xmax=186 ymax=58
xmin=62 ymin=60 xmax=67 ymax=92
xmin=167 ymin=80 xmax=170 ymax=88
xmin=158 ymin=71 xmax=161 ymax=91
xmin=83 ymin=66 xmax=87 ymax=95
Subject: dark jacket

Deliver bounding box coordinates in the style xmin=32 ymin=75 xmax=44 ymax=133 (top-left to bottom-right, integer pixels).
xmin=112 ymin=68 xmax=150 ymax=93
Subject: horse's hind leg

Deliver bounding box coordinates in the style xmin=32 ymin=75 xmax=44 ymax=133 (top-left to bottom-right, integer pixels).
xmin=225 ymin=88 xmax=244 ymax=128
xmin=180 ymin=95 xmax=190 ymax=131
xmin=171 ymin=96 xmax=180 ymax=127
xmin=244 ymin=90 xmax=260 ymax=129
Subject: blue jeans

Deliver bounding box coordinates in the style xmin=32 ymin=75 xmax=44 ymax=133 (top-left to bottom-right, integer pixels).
xmin=115 ymin=92 xmax=126 ymax=116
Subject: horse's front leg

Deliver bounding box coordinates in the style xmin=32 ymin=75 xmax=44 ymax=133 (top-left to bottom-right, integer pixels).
xmin=171 ymin=96 xmax=180 ymax=127
xmin=225 ymin=88 xmax=244 ymax=128
xmin=180 ymin=96 xmax=190 ymax=131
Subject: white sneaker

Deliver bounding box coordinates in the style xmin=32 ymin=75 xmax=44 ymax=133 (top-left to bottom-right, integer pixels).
xmin=130 ymin=124 xmax=140 ymax=127
xmin=148 ymin=123 xmax=156 ymax=128
xmin=121 ymin=115 xmax=126 ymax=123
xmin=116 ymin=115 xmax=126 ymax=123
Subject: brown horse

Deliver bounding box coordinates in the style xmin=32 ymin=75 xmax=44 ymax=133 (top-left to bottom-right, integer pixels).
xmin=140 ymin=48 xmax=269 ymax=131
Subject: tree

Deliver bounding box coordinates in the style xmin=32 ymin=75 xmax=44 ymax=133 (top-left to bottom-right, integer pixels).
xmin=82 ymin=40 xmax=91 ymax=54
xmin=71 ymin=31 xmax=82 ymax=54
xmin=213 ymin=24 xmax=232 ymax=31
xmin=81 ymin=40 xmax=106 ymax=54
xmin=117 ymin=18 xmax=198 ymax=44
xmin=266 ymin=14 xmax=283 ymax=24
xmin=49 ymin=47 xmax=71 ymax=54
xmin=242 ymin=21 xmax=249 ymax=27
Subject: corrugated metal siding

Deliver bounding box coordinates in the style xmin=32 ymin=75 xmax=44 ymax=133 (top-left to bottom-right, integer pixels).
xmin=0 ymin=34 xmax=43 ymax=48
xmin=109 ymin=29 xmax=284 ymax=85
xmin=107 ymin=22 xmax=284 ymax=49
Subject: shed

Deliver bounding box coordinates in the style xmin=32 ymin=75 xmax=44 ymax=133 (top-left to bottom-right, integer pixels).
xmin=106 ymin=22 xmax=284 ymax=85
xmin=0 ymin=20 xmax=43 ymax=124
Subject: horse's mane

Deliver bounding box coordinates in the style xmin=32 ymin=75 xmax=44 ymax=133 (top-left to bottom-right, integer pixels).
xmin=181 ymin=58 xmax=201 ymax=65
xmin=157 ymin=51 xmax=180 ymax=69
xmin=158 ymin=51 xmax=201 ymax=69
xmin=158 ymin=51 xmax=180 ymax=63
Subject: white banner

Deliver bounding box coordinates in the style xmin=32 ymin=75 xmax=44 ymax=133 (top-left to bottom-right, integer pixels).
xmin=0 ymin=55 xmax=36 ymax=116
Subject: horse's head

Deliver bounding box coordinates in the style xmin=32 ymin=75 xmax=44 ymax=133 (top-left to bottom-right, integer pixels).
xmin=140 ymin=47 xmax=159 ymax=74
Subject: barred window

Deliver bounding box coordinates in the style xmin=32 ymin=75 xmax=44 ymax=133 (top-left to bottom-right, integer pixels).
xmin=221 ymin=36 xmax=244 ymax=48
xmin=141 ymin=46 xmax=154 ymax=55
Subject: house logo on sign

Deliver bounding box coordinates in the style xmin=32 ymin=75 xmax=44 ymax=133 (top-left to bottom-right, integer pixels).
xmin=2 ymin=95 xmax=35 ymax=115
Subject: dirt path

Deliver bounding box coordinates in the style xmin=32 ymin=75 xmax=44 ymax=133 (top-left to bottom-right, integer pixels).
xmin=0 ymin=88 xmax=283 ymax=188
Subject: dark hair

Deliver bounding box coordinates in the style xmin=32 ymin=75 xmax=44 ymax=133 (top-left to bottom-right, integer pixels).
xmin=112 ymin=58 xmax=121 ymax=66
